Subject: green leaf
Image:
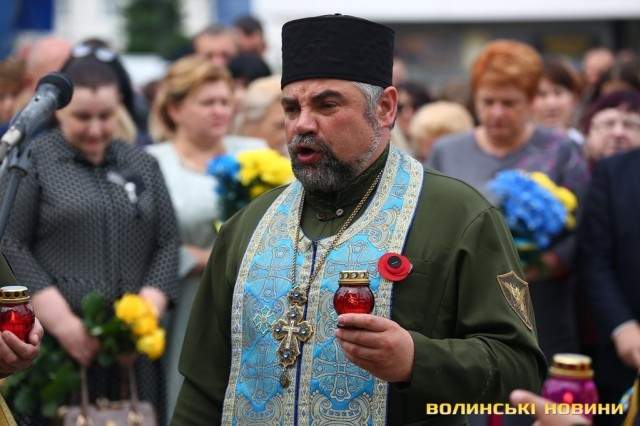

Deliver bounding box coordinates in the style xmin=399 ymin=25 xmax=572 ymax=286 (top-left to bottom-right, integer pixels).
xmin=123 ymin=0 xmax=189 ymax=57
xmin=41 ymin=400 xmax=59 ymax=418
xmin=41 ymin=362 xmax=79 ymax=401
xmin=98 ymin=352 xmax=114 ymax=367
xmin=3 ymin=336 xmax=80 ymax=418
xmin=90 ymin=325 xmax=104 ymax=336
xmin=81 ymin=291 xmax=106 ymax=325
xmin=13 ymin=387 xmax=36 ymax=415
xmin=101 ymin=317 xmax=127 ymax=335
xmin=3 ymin=369 xmax=28 ymax=388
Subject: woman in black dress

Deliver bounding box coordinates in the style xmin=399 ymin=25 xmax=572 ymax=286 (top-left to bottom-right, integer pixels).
xmin=1 ymin=55 xmax=179 ymax=424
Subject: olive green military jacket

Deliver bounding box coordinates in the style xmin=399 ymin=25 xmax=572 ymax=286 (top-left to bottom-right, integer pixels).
xmin=172 ymin=150 xmax=546 ymax=425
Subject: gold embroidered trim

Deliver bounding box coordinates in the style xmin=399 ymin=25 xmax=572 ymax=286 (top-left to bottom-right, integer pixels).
xmin=497 ymin=271 xmax=533 ymax=331
xmin=222 ymin=183 xmax=299 ymax=423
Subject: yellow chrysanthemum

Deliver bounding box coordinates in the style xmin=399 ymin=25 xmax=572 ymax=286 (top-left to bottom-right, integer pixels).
xmin=529 ymin=172 xmax=556 ymax=193
xmin=132 ymin=314 xmax=158 ymax=336
xmin=237 ymin=151 xmax=263 ymax=185
xmin=114 ymin=294 xmax=151 ymax=325
xmin=136 ymin=329 xmax=165 ymax=360
xmin=238 ymin=165 xmax=259 ymax=185
xmin=237 ymin=149 xmax=294 ymax=194
xmin=529 ymin=171 xmax=578 ymax=229
xmin=260 ymin=156 xmax=294 ymax=186
xmin=249 ymin=184 xmax=269 ymax=199
xmin=555 ymin=187 xmax=578 ymax=212
xmin=529 ymin=172 xmax=577 ymax=212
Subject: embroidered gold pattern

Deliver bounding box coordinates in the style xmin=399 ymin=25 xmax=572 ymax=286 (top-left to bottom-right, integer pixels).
xmin=497 ymin=271 xmax=533 ymax=331
xmin=310 ymin=392 xmax=370 ymax=423
xmin=272 ymin=168 xmax=384 ymax=388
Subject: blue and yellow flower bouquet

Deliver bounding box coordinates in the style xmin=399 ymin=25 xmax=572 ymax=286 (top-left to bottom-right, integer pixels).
xmin=489 ymin=170 xmax=577 ymax=266
xmin=208 ymin=149 xmax=294 ymax=221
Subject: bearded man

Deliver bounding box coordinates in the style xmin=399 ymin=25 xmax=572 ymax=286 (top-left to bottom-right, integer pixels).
xmin=172 ymin=14 xmax=545 ymax=425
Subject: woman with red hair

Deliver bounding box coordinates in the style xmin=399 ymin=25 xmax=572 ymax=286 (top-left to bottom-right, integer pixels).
xmin=428 ymin=40 xmax=589 ymax=365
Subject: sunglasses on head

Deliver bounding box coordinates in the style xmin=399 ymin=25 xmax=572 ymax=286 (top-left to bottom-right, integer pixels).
xmin=71 ymin=43 xmax=117 ymax=62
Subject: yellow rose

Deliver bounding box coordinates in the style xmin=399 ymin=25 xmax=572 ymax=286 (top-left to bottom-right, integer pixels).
xmin=132 ymin=314 xmax=158 ymax=336
xmin=136 ymin=329 xmax=165 ymax=360
xmin=114 ymin=294 xmax=150 ymax=324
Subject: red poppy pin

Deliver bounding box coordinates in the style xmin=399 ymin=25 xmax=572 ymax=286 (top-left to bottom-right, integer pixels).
xmin=378 ymin=252 xmax=413 ymax=282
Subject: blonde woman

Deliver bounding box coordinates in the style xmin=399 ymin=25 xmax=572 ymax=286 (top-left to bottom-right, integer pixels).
xmin=147 ymin=55 xmax=235 ymax=420
xmin=235 ymin=74 xmax=287 ymax=154
xmin=408 ymin=101 xmax=473 ymax=163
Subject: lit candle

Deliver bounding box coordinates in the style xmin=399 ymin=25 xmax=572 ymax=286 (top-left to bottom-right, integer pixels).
xmin=0 ymin=285 xmax=35 ymax=342
xmin=333 ymin=271 xmax=375 ymax=315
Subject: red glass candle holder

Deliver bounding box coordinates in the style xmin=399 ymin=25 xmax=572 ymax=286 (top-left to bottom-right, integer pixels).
xmin=333 ymin=271 xmax=375 ymax=315
xmin=541 ymin=354 xmax=599 ymax=419
xmin=0 ymin=285 xmax=35 ymax=342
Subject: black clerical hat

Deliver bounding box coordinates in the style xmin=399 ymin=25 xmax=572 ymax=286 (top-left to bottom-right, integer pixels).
xmin=281 ymin=14 xmax=394 ymax=88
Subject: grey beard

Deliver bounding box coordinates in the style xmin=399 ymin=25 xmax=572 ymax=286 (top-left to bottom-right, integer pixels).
xmin=287 ymin=134 xmax=358 ymax=193
xmin=287 ymin=122 xmax=384 ymax=194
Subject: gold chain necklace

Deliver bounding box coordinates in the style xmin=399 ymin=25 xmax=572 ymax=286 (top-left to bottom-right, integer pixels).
xmin=271 ymin=170 xmax=383 ymax=388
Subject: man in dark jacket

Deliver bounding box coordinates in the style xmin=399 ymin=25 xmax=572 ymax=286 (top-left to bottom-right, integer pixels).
xmin=578 ymin=147 xmax=640 ymax=425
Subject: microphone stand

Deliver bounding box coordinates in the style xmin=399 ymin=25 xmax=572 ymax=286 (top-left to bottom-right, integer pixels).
xmin=0 ymin=136 xmax=35 ymax=240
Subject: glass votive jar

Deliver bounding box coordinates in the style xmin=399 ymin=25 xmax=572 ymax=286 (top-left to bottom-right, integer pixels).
xmin=333 ymin=271 xmax=375 ymax=315
xmin=0 ymin=285 xmax=35 ymax=342
xmin=542 ymin=353 xmax=599 ymax=418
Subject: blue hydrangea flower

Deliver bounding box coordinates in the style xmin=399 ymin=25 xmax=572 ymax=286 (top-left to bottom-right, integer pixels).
xmin=489 ymin=170 xmax=567 ymax=250
xmin=207 ymin=155 xmax=241 ymax=198
xmin=207 ymin=155 xmax=240 ymax=181
xmin=206 ymin=154 xmax=250 ymax=220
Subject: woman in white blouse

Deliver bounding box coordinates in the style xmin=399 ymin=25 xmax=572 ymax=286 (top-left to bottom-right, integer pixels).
xmin=147 ymin=55 xmax=236 ymax=421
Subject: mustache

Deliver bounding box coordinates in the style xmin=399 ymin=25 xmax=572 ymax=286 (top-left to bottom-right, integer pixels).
xmin=288 ymin=134 xmax=331 ymax=154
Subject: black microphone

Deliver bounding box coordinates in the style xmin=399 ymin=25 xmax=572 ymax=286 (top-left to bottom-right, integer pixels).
xmin=0 ymin=73 xmax=74 ymax=162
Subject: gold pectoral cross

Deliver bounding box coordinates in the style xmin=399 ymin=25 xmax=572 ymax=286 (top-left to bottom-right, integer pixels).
xmin=272 ymin=305 xmax=314 ymax=387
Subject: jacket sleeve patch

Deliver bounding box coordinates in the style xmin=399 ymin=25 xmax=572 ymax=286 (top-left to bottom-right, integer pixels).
xmin=497 ymin=271 xmax=533 ymax=331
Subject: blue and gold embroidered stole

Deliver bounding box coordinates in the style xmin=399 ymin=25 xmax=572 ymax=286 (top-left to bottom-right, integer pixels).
xmin=222 ymin=147 xmax=423 ymax=425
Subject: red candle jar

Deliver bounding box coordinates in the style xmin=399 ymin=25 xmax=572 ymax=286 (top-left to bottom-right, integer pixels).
xmin=333 ymin=271 xmax=375 ymax=315
xmin=542 ymin=354 xmax=599 ymax=418
xmin=0 ymin=285 xmax=35 ymax=342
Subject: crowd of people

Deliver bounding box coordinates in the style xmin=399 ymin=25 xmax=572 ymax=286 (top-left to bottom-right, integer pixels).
xmin=0 ymin=11 xmax=639 ymax=426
